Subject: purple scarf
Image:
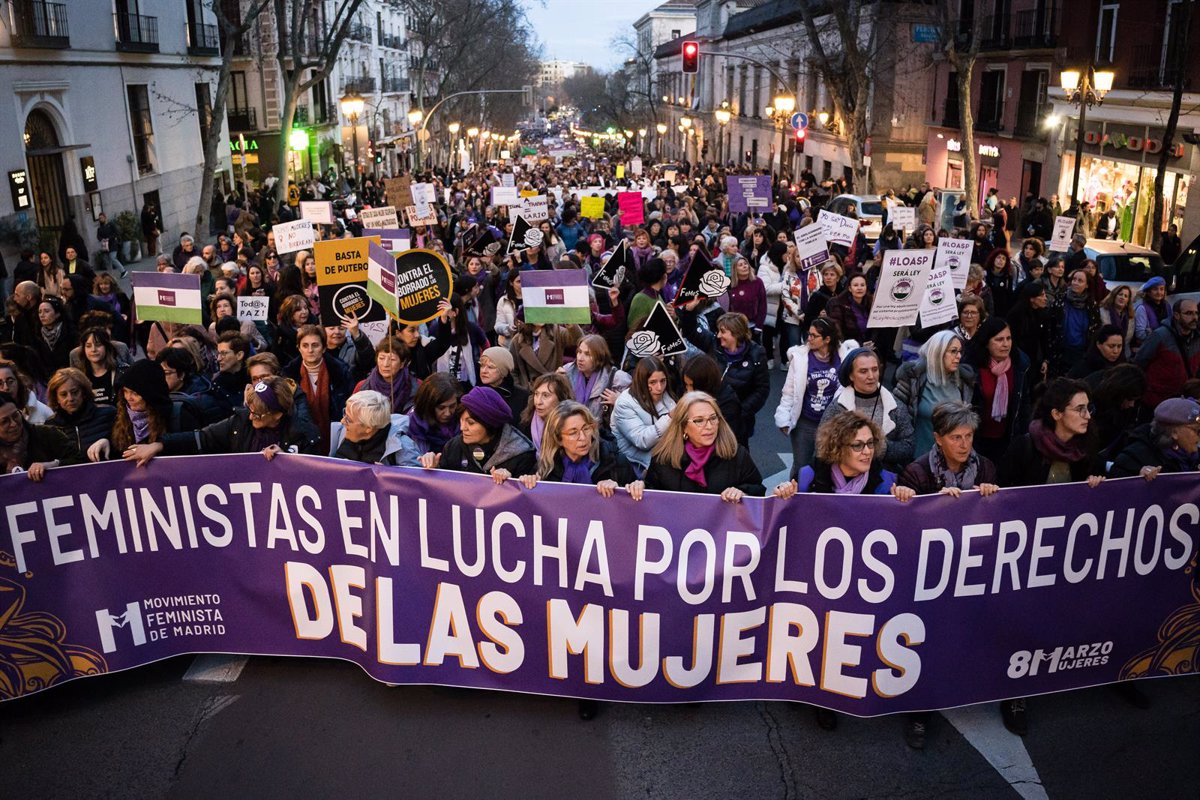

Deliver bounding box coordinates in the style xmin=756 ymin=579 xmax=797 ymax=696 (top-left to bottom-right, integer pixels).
xmin=561 ymin=454 xmax=593 ymax=484
xmin=831 ymin=465 xmax=871 ymax=495
xmin=530 ymin=413 xmax=547 ymax=455
xmin=850 ymin=300 xmax=869 ymax=337
xmin=572 ymin=368 xmax=600 ymax=406
xmin=723 ymin=340 xmax=750 ymax=363
xmin=684 ymin=441 xmax=715 ymax=487
xmin=127 ymin=406 xmax=150 ymax=444
xmin=363 ymin=366 xmax=413 ymax=414
xmin=406 ymin=410 xmax=457 ymax=454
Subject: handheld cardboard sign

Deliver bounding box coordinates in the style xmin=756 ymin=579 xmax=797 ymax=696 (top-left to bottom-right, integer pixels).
xmin=591 ymin=239 xmax=632 ymax=290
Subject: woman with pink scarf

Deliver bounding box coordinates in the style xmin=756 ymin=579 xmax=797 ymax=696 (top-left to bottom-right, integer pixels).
xmin=967 ymin=316 xmax=1031 ymax=462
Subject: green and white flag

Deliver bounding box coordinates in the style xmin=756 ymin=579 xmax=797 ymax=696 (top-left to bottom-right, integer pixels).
xmin=132 ymin=272 xmax=202 ymax=324
xmin=521 ymin=269 xmax=591 ymax=325
xmin=366 ymin=241 xmax=399 ymax=318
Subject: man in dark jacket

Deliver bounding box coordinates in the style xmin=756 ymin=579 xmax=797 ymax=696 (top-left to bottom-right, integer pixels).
xmin=1134 ymin=299 xmax=1199 ymax=408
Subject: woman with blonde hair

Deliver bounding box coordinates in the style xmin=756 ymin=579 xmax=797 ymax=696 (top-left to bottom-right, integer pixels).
xmin=628 ymin=390 xmax=764 ymax=503
xmin=516 ymin=400 xmax=633 ymax=494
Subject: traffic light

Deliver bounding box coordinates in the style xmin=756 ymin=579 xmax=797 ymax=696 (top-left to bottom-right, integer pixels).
xmin=682 ymin=41 xmax=699 ymax=74
xmin=795 ymin=126 xmax=806 ymax=154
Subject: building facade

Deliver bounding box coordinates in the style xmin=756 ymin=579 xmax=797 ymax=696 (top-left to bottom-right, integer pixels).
xmin=633 ymin=0 xmax=697 ymax=106
xmin=536 ymin=60 xmax=592 ymax=89
xmin=1 ymin=0 xmax=228 ymax=253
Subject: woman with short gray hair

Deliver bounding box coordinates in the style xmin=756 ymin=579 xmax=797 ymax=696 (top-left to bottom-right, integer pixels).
xmin=329 ymin=389 xmax=420 ymax=466
xmin=896 ymin=401 xmax=999 ymax=498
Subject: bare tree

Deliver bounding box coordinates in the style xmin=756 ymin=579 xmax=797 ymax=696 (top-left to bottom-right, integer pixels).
xmin=272 ymin=0 xmax=364 ymax=200
xmin=611 ymin=33 xmax=660 ymax=125
xmin=931 ymin=0 xmax=985 ymax=221
xmin=1151 ymin=0 xmax=1193 ymax=251
xmin=193 ymin=0 xmax=273 ymax=237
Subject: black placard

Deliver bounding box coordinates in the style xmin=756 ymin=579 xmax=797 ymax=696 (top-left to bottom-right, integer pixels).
xmin=394 ymin=248 xmax=453 ymax=325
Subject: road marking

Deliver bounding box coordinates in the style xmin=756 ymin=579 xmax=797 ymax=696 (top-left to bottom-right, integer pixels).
xmin=183 ymin=655 xmax=248 ymax=684
xmin=942 ymin=705 xmax=1049 ymax=800
xmin=763 ymin=452 xmax=793 ymax=491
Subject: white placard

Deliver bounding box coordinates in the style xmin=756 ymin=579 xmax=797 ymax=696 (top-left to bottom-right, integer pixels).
xmin=935 ymin=237 xmax=976 ymax=291
xmin=793 ymin=224 xmax=830 ymax=271
xmin=1050 ymin=216 xmax=1075 ymax=252
xmin=236 ymin=295 xmax=270 ymax=322
xmin=919 ymin=254 xmax=958 ymax=327
xmin=501 ymin=173 xmax=515 ymax=187
xmin=631 ymin=158 xmax=643 ymax=176
xmin=299 ymin=201 xmax=334 ymax=225
xmin=491 ymin=186 xmax=520 ymax=206
xmin=410 ymin=183 xmax=437 ymax=220
xmin=867 ymin=249 xmax=934 ymax=328
xmin=890 ymin=206 xmax=916 ymax=232
xmin=273 ymin=219 xmax=315 ymax=254
xmin=520 ymin=195 xmax=549 ymax=222
xmin=405 ymin=205 xmax=438 ymax=227
xmin=817 ymin=209 xmax=860 ymax=247
xmin=359 ymin=206 xmax=400 ymax=229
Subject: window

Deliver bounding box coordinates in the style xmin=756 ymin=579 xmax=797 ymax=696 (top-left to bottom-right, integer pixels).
xmin=977 ymin=68 xmax=1005 ymax=129
xmin=194 ymin=82 xmax=212 ymax=143
xmin=670 ymin=29 xmax=680 ymax=40
xmin=1095 ymin=2 xmax=1118 ymax=64
xmin=231 ymin=71 xmax=248 ymax=109
xmin=127 ymin=84 xmax=156 ymax=175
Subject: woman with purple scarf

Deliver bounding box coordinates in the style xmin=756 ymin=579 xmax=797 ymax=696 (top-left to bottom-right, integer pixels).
xmin=398 ymin=372 xmax=461 ymax=455
xmin=353 ymin=337 xmax=417 ymax=415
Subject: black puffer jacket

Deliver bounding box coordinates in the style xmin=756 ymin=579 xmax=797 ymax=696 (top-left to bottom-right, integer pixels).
xmin=46 ymin=403 xmax=117 ymax=454
xmin=440 ymin=424 xmax=537 ymax=476
xmin=1108 ymin=423 xmax=1197 ymax=478
xmin=541 ymin=438 xmax=635 ymax=485
xmin=645 ymin=445 xmax=765 ymax=496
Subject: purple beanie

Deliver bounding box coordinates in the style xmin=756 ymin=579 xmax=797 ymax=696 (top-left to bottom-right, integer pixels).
xmin=460 ymin=385 xmax=513 ymax=429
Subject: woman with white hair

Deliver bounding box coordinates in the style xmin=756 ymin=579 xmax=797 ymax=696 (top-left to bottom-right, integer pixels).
xmin=329 ymin=389 xmax=420 ymax=466
xmin=892 ymin=330 xmax=977 ymax=456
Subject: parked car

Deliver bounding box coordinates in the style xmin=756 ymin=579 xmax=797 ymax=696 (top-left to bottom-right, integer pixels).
xmin=1172 ymin=232 xmax=1200 ymax=298
xmin=828 ymin=194 xmax=883 ymax=241
xmin=1084 ymin=238 xmax=1200 ymax=303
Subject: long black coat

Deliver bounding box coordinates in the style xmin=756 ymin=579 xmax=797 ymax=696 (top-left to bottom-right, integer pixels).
xmin=645 ymin=445 xmax=764 ymax=496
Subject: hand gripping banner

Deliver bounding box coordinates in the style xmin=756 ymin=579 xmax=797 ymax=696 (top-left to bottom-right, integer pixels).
xmin=1 ymin=455 xmax=1197 ymax=714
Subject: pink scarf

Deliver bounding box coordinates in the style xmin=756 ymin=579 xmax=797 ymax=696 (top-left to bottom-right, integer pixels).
xmin=989 ymin=357 xmax=1011 ymax=422
xmin=684 ymin=441 xmax=715 ymax=487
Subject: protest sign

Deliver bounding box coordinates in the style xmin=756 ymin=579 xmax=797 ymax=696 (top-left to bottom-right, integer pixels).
xmin=919 ymin=252 xmax=958 ymax=327
xmin=591 ymin=239 xmax=631 ymax=290
xmin=491 ymin=186 xmax=520 ymax=206
xmin=363 ymin=228 xmax=411 ymax=254
xmin=664 ymin=169 xmax=677 ymax=183
xmin=727 ymin=175 xmax=773 ymax=213
xmin=131 ymin=272 xmax=202 ymax=324
xmin=580 ymin=196 xmax=605 ymax=219
xmin=313 ymin=237 xmax=387 ymax=339
xmin=793 ymin=224 xmax=830 ymax=271
xmin=411 ymin=182 xmax=437 ymax=216
xmin=520 ymin=195 xmax=549 ymax=222
xmin=673 ymin=250 xmax=730 ymax=307
xmin=631 ymin=158 xmax=643 ymax=176
xmin=867 ymin=249 xmax=934 ymax=328
xmin=273 ymin=219 xmax=315 ymax=254
xmin=1050 ymin=216 xmax=1075 ymax=252
xmin=522 ymin=268 xmax=591 ymax=324
xmin=392 ymin=248 xmax=454 ymax=325
xmin=299 ymin=201 xmax=334 ymax=225
xmin=366 ymin=241 xmax=399 ymax=318
xmin=817 ymin=209 xmax=860 ymax=247
xmin=405 ymin=205 xmax=438 ymax=228
xmin=935 ymin=238 xmax=976 ymax=291
xmin=236 ymin=295 xmax=270 ymax=322
xmin=359 ymin=206 xmax=400 ymax=229
xmin=3 ymin=456 xmax=1195 ymax=716
xmin=384 ymin=176 xmax=413 ymax=208
xmin=519 ymin=189 xmax=539 ymax=199
xmin=616 ymin=165 xmax=626 ymax=179
xmin=618 ymin=192 xmax=644 ymax=225
xmin=889 ymin=206 xmax=916 ymax=232
xmin=502 ymin=173 xmax=515 ymax=187
xmin=506 ymin=216 xmax=536 ymax=255
xmin=627 ymin=301 xmax=686 ymax=357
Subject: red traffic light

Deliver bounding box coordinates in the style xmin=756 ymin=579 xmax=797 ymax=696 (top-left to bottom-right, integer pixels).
xmin=682 ymin=41 xmax=699 ymax=73
xmin=795 ymin=127 xmax=806 ymax=141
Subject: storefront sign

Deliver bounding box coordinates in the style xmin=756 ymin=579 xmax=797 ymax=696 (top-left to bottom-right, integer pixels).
xmin=79 ymin=156 xmax=98 ymax=193
xmin=8 ymin=169 xmax=31 ymax=211
xmin=945 ymin=139 xmax=1000 ymax=159
xmin=1081 ymin=123 xmax=1185 ymax=159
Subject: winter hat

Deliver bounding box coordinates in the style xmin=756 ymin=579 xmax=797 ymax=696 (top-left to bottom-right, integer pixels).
xmin=1141 ymin=276 xmax=1166 ymax=292
xmin=767 ymin=241 xmax=788 ymax=268
xmin=1153 ymin=397 xmax=1200 ymax=427
xmin=119 ymin=358 xmax=172 ymax=414
xmin=460 ymin=386 xmax=513 ymax=429
xmin=480 ymin=346 xmax=514 ymax=378
xmin=837 ymin=347 xmax=876 ymax=387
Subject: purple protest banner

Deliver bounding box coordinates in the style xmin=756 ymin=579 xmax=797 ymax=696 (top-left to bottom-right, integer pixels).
xmin=1 ymin=455 xmax=1197 ymax=713
xmin=727 ymin=175 xmax=773 ymax=213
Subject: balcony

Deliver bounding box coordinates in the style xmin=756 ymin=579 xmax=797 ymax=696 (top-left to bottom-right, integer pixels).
xmin=980 ymin=13 xmax=1011 ymax=50
xmin=294 ymin=106 xmax=331 ymax=126
xmin=187 ymin=21 xmax=219 ymax=55
xmin=114 ymin=11 xmax=159 ymax=53
xmin=10 ymin=1 xmax=70 ymax=48
xmin=975 ymin=114 xmax=1004 ymax=133
xmin=347 ymin=22 xmax=372 ymax=43
xmin=1128 ymin=43 xmax=1190 ymax=90
xmin=341 ymin=76 xmax=376 ymax=94
xmin=382 ymin=76 xmax=410 ymax=93
xmin=227 ymin=107 xmax=258 ymax=132
xmin=941 ymin=95 xmax=960 ymax=129
xmin=1013 ymin=5 xmax=1058 ymax=49
xmin=382 ymin=33 xmax=407 ymax=49
xmin=1013 ymin=97 xmax=1045 ymax=137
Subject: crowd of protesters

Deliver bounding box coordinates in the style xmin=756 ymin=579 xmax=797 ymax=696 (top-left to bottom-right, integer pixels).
xmin=1 ymin=155 xmax=1197 ymax=745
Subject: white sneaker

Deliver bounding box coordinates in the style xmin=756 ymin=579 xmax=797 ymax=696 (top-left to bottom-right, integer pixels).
xmin=767 ymin=358 xmax=775 ymax=369
xmin=779 ymin=360 xmax=789 ymax=372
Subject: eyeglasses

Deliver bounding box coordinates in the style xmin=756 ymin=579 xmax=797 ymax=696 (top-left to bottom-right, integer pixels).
xmin=1067 ymin=403 xmax=1096 ymax=417
xmin=688 ymin=415 xmax=720 ymax=428
xmin=562 ymin=425 xmax=594 ymax=440
xmin=249 ymin=410 xmax=280 ymax=421
xmin=848 ymin=439 xmax=877 ymax=452
xmin=0 ymin=376 xmax=17 ymax=388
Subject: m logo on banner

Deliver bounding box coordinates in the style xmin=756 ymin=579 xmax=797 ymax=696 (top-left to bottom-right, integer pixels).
xmin=95 ymin=602 xmax=146 ymax=654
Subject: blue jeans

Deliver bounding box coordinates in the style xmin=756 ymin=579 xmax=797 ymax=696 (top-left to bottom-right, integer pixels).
xmin=779 ymin=323 xmax=803 ymax=357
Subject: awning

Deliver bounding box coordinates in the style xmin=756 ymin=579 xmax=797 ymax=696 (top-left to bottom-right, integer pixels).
xmin=25 ymin=143 xmax=92 ymax=156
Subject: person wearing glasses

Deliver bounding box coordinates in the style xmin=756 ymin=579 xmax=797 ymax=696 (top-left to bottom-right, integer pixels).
xmin=818 ymin=347 xmax=915 ymax=472
xmin=628 ymin=391 xmax=764 ymax=503
xmin=120 ymin=375 xmax=321 ymax=465
xmin=0 ymin=391 xmax=83 ymax=481
xmin=893 ymin=331 xmax=976 ymax=458
xmin=515 ymin=400 xmax=634 ymax=494
xmin=1108 ymin=397 xmax=1200 ymax=479
xmin=775 ymin=316 xmax=858 ymax=470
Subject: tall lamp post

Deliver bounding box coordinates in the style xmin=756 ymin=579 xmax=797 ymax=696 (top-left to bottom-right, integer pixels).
xmin=714 ymin=107 xmax=731 ymax=166
xmin=1061 ymin=65 xmax=1114 ymax=212
xmin=466 ymin=127 xmax=479 ymax=166
xmin=680 ymin=115 xmax=692 ymax=162
xmin=407 ymin=108 xmax=425 ymax=172
xmin=655 ymin=122 xmax=667 ymax=161
xmin=771 ymin=94 xmax=796 ymax=179
xmin=339 ymin=91 xmax=365 ymax=185
xmin=447 ymin=122 xmax=461 ymax=170
xmin=637 ymin=128 xmax=647 ymax=157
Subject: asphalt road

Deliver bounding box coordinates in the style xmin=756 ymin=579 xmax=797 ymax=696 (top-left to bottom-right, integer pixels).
xmin=3 ymin=359 xmax=1199 ymax=799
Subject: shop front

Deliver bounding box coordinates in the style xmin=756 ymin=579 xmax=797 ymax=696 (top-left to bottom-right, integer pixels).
xmin=1057 ymin=120 xmax=1194 ymax=248
xmin=924 ymin=129 xmax=1025 ymax=212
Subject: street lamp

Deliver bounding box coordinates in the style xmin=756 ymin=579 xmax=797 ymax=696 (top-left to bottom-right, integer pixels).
xmin=715 ymin=107 xmax=731 ymax=165
xmin=817 ymin=110 xmax=830 ymax=127
xmin=339 ymin=91 xmax=365 ymax=182
xmin=1061 ymin=64 xmax=1115 ymax=212
xmin=655 ymin=122 xmax=667 ymax=161
xmin=467 ymin=126 xmax=479 ymax=165
xmin=448 ymin=122 xmax=461 ymax=170
xmin=407 ymin=108 xmax=425 ymax=171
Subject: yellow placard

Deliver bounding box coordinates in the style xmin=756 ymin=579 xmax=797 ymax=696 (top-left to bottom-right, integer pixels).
xmin=580 ymin=196 xmax=605 ymax=219
xmin=519 ymin=189 xmax=538 ymax=198
xmin=313 ymin=236 xmax=382 ymax=287
xmin=616 ymin=165 xmax=626 ymax=179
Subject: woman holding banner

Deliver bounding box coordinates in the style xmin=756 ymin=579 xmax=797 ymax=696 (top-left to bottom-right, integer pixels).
xmin=968 ymin=317 xmax=1031 ymax=462
xmin=417 ymin=385 xmax=536 ymax=480
xmin=516 ymin=400 xmax=635 ymax=494
xmin=85 ymin=358 xmax=200 ymax=462
xmin=612 ymin=356 xmax=677 ymax=477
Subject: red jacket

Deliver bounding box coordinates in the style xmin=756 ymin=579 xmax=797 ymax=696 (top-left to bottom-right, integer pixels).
xmin=1134 ymin=324 xmax=1200 ymax=408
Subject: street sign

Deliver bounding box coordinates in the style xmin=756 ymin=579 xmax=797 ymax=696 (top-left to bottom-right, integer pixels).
xmin=790 ymin=112 xmax=808 ymax=130
xmin=912 ymin=24 xmax=941 ymax=43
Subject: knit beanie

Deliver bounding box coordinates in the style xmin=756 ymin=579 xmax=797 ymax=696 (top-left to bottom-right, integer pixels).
xmin=481 ymin=346 xmax=514 ymax=378
xmin=460 ymin=386 xmax=513 ymax=429
xmin=119 ymin=358 xmax=172 ymax=414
